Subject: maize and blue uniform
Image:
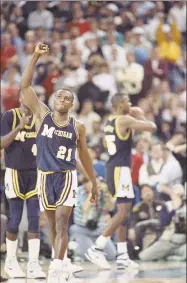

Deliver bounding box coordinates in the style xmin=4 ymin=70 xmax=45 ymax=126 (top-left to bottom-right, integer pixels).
xmin=1 ymin=108 xmax=40 ymax=234
xmin=1 ymin=108 xmax=38 ymax=200
xmin=104 ymin=115 xmax=135 ymax=202
xmin=36 ymin=111 xmax=78 ymax=210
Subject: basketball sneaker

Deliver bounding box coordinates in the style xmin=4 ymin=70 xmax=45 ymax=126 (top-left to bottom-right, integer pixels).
xmin=116 ymin=254 xmax=139 ymax=269
xmin=64 ymin=257 xmax=83 ymax=274
xmin=4 ymin=256 xmax=25 ymax=278
xmin=47 ymin=261 xmax=61 ymax=283
xmin=85 ymin=246 xmax=111 ymax=270
xmin=27 ymin=260 xmax=46 ymax=278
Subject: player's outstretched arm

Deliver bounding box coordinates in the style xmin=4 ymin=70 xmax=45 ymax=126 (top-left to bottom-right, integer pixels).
xmin=120 ymin=115 xmax=157 ymax=133
xmin=76 ymin=122 xmax=99 ymax=203
xmin=20 ymin=43 xmax=49 ymax=117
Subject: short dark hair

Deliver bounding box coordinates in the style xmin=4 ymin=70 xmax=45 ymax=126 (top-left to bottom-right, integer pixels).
xmin=111 ymin=93 xmax=129 ymax=109
xmin=56 ymin=88 xmax=75 ymax=102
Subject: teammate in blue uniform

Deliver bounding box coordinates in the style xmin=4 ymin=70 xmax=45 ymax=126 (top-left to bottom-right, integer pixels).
xmin=20 ymin=43 xmax=99 ymax=283
xmin=86 ymin=94 xmax=157 ymax=270
xmin=1 ymin=101 xmax=46 ymax=279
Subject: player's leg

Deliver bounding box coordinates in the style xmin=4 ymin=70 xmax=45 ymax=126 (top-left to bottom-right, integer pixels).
xmin=26 ymin=196 xmax=46 ymax=279
xmin=5 ymin=198 xmax=25 ymax=278
xmin=45 ymin=209 xmax=83 ymax=274
xmin=86 ymin=201 xmax=131 ymax=269
xmin=86 ymin=166 xmax=138 ymax=269
xmin=47 ymin=205 xmax=73 ymax=283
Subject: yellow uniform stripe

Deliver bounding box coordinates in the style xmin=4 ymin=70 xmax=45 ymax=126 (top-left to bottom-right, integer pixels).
xmin=51 ymin=114 xmax=70 ymax=128
xmin=41 ymin=174 xmax=56 ymax=210
xmin=12 ymin=109 xmax=17 ymax=130
xmin=56 ymin=172 xmax=71 ymax=206
xmin=72 ymin=117 xmax=79 ymax=142
xmin=15 ymin=108 xmax=35 ymax=129
xmin=115 ymin=117 xmax=131 ymax=141
xmin=13 ymin=170 xmax=25 ymax=200
xmin=114 ymin=167 xmax=121 ymax=199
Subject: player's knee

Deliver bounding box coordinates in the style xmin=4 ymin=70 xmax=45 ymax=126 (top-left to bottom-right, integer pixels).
xmin=27 ymin=197 xmax=40 ymax=233
xmin=7 ymin=213 xmax=22 ymax=234
xmin=28 ymin=216 xmax=40 ymax=233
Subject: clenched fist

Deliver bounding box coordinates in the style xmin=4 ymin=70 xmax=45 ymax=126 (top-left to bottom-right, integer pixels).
xmin=34 ymin=43 xmax=49 ymax=56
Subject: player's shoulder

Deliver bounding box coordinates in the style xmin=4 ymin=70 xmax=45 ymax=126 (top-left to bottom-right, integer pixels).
xmin=1 ymin=109 xmax=15 ymax=120
xmin=115 ymin=114 xmax=133 ymax=126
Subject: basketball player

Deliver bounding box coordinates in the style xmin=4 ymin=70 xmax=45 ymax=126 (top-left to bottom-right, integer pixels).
xmin=1 ymin=101 xmax=46 ymax=279
xmin=20 ymin=43 xmax=99 ymax=283
xmin=86 ymin=94 xmax=157 ymax=269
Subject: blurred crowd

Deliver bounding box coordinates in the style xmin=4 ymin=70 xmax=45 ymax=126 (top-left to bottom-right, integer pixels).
xmin=0 ymin=1 xmax=186 ymax=262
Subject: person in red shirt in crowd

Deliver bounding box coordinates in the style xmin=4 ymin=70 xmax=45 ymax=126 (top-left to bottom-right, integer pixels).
xmin=66 ymin=7 xmax=90 ymax=35
xmin=42 ymin=62 xmax=60 ymax=98
xmin=131 ymin=141 xmax=144 ymax=205
xmin=1 ymin=33 xmax=16 ymax=74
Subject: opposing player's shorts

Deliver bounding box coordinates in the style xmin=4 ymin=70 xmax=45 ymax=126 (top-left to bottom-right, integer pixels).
xmin=106 ymin=166 xmax=135 ymax=203
xmin=4 ymin=168 xmax=38 ymax=200
xmin=37 ymin=170 xmax=77 ymax=211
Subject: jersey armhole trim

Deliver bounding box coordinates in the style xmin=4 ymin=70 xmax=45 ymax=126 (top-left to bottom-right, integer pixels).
xmin=12 ymin=109 xmax=17 ymax=130
xmin=15 ymin=108 xmax=36 ymax=129
xmin=115 ymin=117 xmax=131 ymax=141
xmin=36 ymin=110 xmax=51 ymax=135
xmin=73 ymin=117 xmax=79 ymax=142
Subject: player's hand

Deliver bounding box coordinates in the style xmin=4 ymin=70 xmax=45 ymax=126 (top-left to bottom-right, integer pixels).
xmin=90 ymin=181 xmax=99 ymax=203
xmin=19 ymin=113 xmax=30 ymax=129
xmin=34 ymin=43 xmax=49 ymax=56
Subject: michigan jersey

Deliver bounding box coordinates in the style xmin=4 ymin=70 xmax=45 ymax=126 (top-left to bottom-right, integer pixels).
xmin=1 ymin=109 xmax=37 ymax=170
xmin=36 ymin=111 xmax=78 ymax=172
xmin=104 ymin=115 xmax=132 ymax=168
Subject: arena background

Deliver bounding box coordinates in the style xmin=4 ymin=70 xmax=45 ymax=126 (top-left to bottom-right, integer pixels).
xmin=0 ymin=1 xmax=186 ymax=283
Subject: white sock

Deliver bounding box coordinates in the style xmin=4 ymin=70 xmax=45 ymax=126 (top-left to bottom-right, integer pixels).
xmin=6 ymin=238 xmax=18 ymax=259
xmin=64 ymin=249 xmax=68 ymax=260
xmin=95 ymin=236 xmax=110 ymax=250
xmin=117 ymin=242 xmax=129 ymax=259
xmin=28 ymin=239 xmax=40 ymax=262
xmin=52 ymin=248 xmax=68 ymax=260
xmin=52 ymin=247 xmax=55 ymax=259
xmin=53 ymin=259 xmax=63 ymax=271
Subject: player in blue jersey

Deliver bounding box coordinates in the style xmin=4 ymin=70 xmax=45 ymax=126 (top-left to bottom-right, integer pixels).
xmin=20 ymin=43 xmax=99 ymax=283
xmin=86 ymin=94 xmax=157 ymax=270
xmin=1 ymin=100 xmax=46 ymax=279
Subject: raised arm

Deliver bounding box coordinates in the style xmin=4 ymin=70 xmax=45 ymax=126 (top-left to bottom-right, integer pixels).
xmin=20 ymin=43 xmax=49 ymax=118
xmin=119 ymin=108 xmax=157 ymax=133
xmin=76 ymin=121 xmax=99 ymax=203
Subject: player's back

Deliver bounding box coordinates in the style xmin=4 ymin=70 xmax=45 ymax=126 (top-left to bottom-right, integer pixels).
xmin=36 ymin=111 xmax=78 ymax=172
xmin=104 ymin=115 xmax=132 ymax=169
xmin=1 ymin=108 xmax=37 ymax=170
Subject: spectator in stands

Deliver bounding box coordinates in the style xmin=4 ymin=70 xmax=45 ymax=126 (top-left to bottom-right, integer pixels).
xmin=27 ymin=1 xmax=54 ymax=31
xmin=77 ymin=100 xmax=101 ymax=136
xmin=168 ymin=1 xmax=186 ymax=38
xmin=156 ymin=19 xmax=181 ymax=64
xmin=1 ymin=33 xmax=16 ymax=74
xmin=143 ymin=46 xmax=168 ymax=94
xmin=131 ymin=27 xmax=152 ymax=65
xmin=70 ymin=179 xmax=116 ymax=261
xmin=102 ymin=33 xmax=127 ymax=75
xmin=88 ymin=148 xmax=106 ymax=179
xmin=116 ymin=51 xmax=144 ymax=105
xmin=156 ymin=146 xmax=183 ymax=201
xmin=139 ymin=143 xmax=163 ymax=188
xmin=66 ymin=6 xmax=90 ymax=35
xmin=139 ymin=184 xmax=186 ymax=261
xmin=129 ymin=184 xmax=163 ymax=254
